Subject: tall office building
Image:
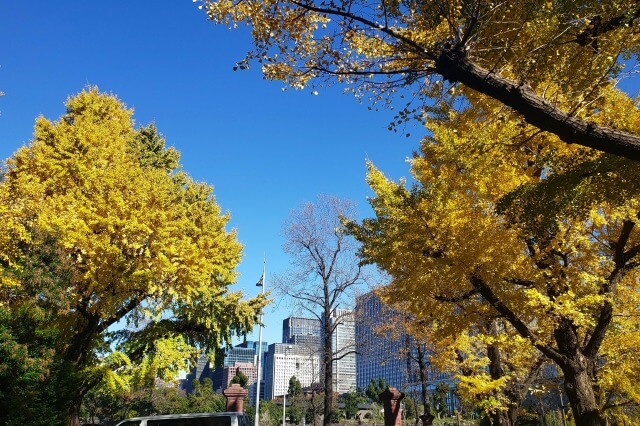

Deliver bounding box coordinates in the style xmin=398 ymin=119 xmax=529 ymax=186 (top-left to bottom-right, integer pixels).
xmin=355 ymin=291 xmax=457 ymax=413
xmin=237 ymin=340 xmax=268 ymax=404
xmin=355 ymin=292 xmax=409 ymax=390
xmin=263 ymin=343 xmax=321 ymax=400
xmin=185 ymin=340 xmax=268 ymax=397
xmin=277 ymin=314 xmax=355 ymax=396
xmin=182 ymin=353 xmax=213 ymax=393
xmin=223 ymin=346 xmax=256 ymax=366
xmin=330 ymin=309 xmax=356 ymax=394
xmin=283 ymin=317 xmax=322 ymax=347
xmin=236 ymin=340 xmax=268 ymax=380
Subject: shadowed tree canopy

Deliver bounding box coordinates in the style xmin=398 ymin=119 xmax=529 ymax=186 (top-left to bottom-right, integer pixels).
xmin=0 ymin=88 xmax=264 ymax=425
xmin=202 ymin=0 xmax=640 ymax=160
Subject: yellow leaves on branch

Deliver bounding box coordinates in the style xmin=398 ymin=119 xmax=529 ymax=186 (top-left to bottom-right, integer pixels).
xmin=353 ymin=79 xmax=640 ymax=417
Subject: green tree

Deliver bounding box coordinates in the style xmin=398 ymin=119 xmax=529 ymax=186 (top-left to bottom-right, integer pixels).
xmin=149 ymin=386 xmax=190 ymax=415
xmin=230 ymin=368 xmax=249 ymax=389
xmin=404 ymin=398 xmax=417 ymax=421
xmin=286 ymin=376 xmax=304 ymax=425
xmin=432 ymin=383 xmax=450 ymax=419
xmin=365 ymin=378 xmax=388 ymax=403
xmin=289 ymin=376 xmax=302 ymax=397
xmin=287 ymin=403 xmax=304 ymax=425
xmin=188 ymin=378 xmax=226 ymax=413
xmin=258 ymin=400 xmax=284 ymax=426
xmin=341 ymin=391 xmax=366 ymax=420
xmin=202 ymin=0 xmax=640 ymax=161
xmin=0 ymin=233 xmax=75 ymax=425
xmin=0 ymin=88 xmax=264 ymax=425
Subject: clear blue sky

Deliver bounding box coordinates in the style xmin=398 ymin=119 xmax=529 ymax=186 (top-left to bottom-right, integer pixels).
xmin=0 ymin=2 xmax=421 ymax=346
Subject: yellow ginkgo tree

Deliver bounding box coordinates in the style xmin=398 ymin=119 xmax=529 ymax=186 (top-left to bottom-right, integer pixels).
xmin=349 ymin=86 xmax=640 ymax=426
xmin=201 ymin=0 xmax=640 ymax=161
xmin=0 ymin=88 xmax=264 ymax=426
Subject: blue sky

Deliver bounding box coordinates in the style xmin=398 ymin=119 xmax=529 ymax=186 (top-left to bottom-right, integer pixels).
xmin=0 ymin=2 xmax=421 ymax=346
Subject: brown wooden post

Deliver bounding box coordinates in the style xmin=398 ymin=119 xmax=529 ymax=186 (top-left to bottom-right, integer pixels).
xmin=379 ymin=387 xmax=405 ymax=426
xmin=223 ymin=383 xmax=249 ymax=413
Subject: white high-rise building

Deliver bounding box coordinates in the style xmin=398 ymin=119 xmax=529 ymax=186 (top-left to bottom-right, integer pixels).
xmin=330 ymin=309 xmax=356 ymax=394
xmin=264 ymin=343 xmax=321 ymax=400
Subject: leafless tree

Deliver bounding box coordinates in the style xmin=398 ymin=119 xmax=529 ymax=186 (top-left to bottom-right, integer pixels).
xmin=275 ymin=195 xmax=366 ymax=426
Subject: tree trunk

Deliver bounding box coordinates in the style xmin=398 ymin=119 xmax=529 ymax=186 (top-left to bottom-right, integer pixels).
xmin=560 ymin=360 xmax=604 ymax=426
xmin=323 ymin=300 xmax=334 ymax=426
xmin=553 ymin=318 xmax=605 ymax=426
xmin=415 ymin=345 xmax=434 ymax=426
xmin=63 ymin=317 xmax=100 ymax=426
xmin=68 ymin=401 xmax=81 ymax=426
xmin=471 ymin=276 xmax=608 ymax=426
xmin=489 ymin=411 xmax=513 ymax=426
xmin=486 ymin=343 xmax=515 ymax=426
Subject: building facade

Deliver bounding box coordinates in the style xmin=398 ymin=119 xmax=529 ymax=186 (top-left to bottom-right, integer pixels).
xmin=355 ymin=291 xmax=457 ymax=413
xmin=184 ymin=340 xmax=268 ymax=397
xmin=283 ymin=317 xmax=322 ymax=347
xmin=330 ymin=309 xmax=357 ymax=394
xmin=223 ymin=346 xmax=256 ymax=367
xmin=263 ymin=343 xmax=321 ymax=400
xmin=355 ymin=292 xmax=409 ymax=390
xmin=222 ymin=362 xmax=259 ymax=390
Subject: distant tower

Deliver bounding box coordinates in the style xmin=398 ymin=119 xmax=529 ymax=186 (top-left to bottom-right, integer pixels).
xmin=330 ymin=309 xmax=356 ymax=394
xmin=355 ymin=292 xmax=408 ymax=390
xmin=282 ymin=317 xmax=322 ymax=346
xmin=263 ymin=343 xmax=321 ymax=400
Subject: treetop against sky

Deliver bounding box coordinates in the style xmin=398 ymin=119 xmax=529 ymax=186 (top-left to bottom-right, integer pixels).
xmin=0 ymin=1 xmax=417 ymax=346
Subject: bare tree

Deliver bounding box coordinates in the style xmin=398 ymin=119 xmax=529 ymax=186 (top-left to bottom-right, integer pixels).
xmin=276 ymin=195 xmax=365 ymax=426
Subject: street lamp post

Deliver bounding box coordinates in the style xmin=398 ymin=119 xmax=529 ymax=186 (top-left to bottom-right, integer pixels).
xmin=254 ymin=260 xmax=266 ymax=426
xmin=283 ymin=345 xmax=293 ymax=426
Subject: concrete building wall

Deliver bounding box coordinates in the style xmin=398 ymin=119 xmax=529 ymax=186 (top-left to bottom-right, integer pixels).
xmin=264 ymin=343 xmax=321 ymax=400
xmin=222 ymin=362 xmax=258 ymax=390
xmin=331 ymin=309 xmax=356 ymax=394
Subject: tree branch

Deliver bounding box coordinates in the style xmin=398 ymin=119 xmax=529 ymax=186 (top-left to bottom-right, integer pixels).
xmin=434 ymin=48 xmax=640 ymax=161
xmin=584 ymin=217 xmax=637 ymax=358
xmin=289 ymin=0 xmax=437 ymax=60
xmin=469 ymin=274 xmax=568 ymax=366
xmin=575 ymin=6 xmax=640 ymax=51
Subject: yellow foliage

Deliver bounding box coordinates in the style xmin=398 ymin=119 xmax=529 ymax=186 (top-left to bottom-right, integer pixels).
xmin=0 ymin=88 xmax=264 ymax=391
xmin=351 ymin=84 xmax=640 ymax=419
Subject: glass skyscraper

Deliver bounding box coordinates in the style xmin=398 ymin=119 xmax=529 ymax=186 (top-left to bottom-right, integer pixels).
xmin=355 ymin=292 xmax=409 ymax=390
xmin=282 ymin=316 xmax=322 ymax=347
xmin=355 ymin=291 xmax=457 ymax=414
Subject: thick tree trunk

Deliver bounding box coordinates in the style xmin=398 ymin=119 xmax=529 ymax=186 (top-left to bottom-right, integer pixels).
xmin=560 ymin=359 xmax=604 ymax=426
xmin=489 ymin=411 xmax=513 ymax=426
xmin=471 ymin=276 xmax=608 ymax=426
xmin=64 ymin=317 xmax=100 ymax=426
xmin=553 ymin=319 xmax=605 ymax=426
xmin=68 ymin=402 xmax=81 ymax=426
xmin=323 ymin=303 xmax=334 ymax=426
xmin=486 ymin=343 xmax=515 ymax=426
